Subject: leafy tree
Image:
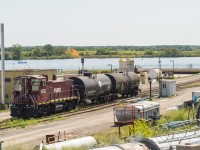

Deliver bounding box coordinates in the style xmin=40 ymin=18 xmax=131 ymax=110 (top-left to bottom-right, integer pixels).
xmin=12 ymin=44 xmax=22 ymax=60
xmin=162 ymin=48 xmax=181 ymax=57
xmin=96 ymin=49 xmax=110 ymax=55
xmin=64 ymin=50 xmax=73 ymax=58
xmin=32 ymin=47 xmax=44 ymax=57
xmin=5 ymin=52 xmax=12 ymax=60
xmin=43 ymin=44 xmax=53 ymax=56
xmin=144 ymin=51 xmax=154 ymax=55
xmin=53 ymin=47 xmax=65 ymax=55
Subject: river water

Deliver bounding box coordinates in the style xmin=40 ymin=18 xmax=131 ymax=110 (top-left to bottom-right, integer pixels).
xmin=0 ymin=57 xmax=200 ymax=71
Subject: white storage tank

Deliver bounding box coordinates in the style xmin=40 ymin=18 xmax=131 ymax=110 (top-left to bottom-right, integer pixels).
xmin=43 ymin=136 xmax=97 ymax=150
xmin=119 ymin=58 xmax=134 ymax=72
xmin=114 ymin=101 xmax=160 ymax=125
xmin=159 ymin=79 xmax=176 ymax=97
xmin=148 ymin=69 xmax=162 ymax=80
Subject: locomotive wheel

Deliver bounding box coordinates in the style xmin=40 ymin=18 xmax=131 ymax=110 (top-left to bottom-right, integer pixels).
xmin=133 ymin=91 xmax=139 ymax=96
xmin=42 ymin=107 xmax=49 ymax=116
xmin=104 ymin=95 xmax=109 ymax=102
xmin=65 ymin=101 xmax=75 ymax=111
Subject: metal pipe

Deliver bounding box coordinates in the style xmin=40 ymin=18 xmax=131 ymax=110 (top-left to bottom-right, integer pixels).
xmin=1 ymin=23 xmax=5 ymax=105
xmin=43 ymin=136 xmax=97 ymax=150
xmin=107 ymin=64 xmax=112 ymax=74
xmin=91 ymin=142 xmax=149 ymax=150
xmin=170 ymin=60 xmax=174 ymax=78
xmin=150 ymin=80 xmax=152 ymax=100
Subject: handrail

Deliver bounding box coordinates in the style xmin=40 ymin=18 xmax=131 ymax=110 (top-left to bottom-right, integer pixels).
xmin=9 ymin=95 xmax=14 ymax=108
xmin=29 ymin=94 xmax=36 ymax=109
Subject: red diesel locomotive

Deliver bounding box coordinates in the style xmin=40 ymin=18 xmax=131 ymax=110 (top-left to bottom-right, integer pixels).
xmin=10 ymin=75 xmax=77 ymax=118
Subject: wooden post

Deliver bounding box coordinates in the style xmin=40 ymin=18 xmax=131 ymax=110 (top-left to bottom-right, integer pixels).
xmin=118 ymin=126 xmax=121 ymax=138
xmin=64 ymin=131 xmax=66 ymax=141
xmin=58 ymin=131 xmax=60 ymax=141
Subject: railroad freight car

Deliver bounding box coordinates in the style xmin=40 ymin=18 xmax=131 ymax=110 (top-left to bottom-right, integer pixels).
xmin=69 ymin=74 xmax=112 ymax=104
xmin=105 ymin=72 xmax=140 ymax=97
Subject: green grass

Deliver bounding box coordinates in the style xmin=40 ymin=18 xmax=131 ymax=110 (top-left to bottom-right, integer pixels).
xmin=0 ymin=109 xmax=9 ymax=112
xmin=0 ymin=113 xmax=68 ymax=129
xmin=158 ymin=107 xmax=196 ymax=124
xmin=1 ymin=118 xmax=39 ymax=128
xmin=93 ymin=128 xmax=125 ymax=147
xmin=4 ymin=143 xmax=36 ymax=150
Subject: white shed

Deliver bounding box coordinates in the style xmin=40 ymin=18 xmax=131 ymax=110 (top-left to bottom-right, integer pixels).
xmin=159 ymin=80 xmax=176 ymax=97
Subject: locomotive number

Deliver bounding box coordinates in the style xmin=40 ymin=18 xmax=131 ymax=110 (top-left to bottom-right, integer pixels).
xmin=54 ymin=88 xmax=61 ymax=93
xmin=41 ymin=89 xmax=46 ymax=93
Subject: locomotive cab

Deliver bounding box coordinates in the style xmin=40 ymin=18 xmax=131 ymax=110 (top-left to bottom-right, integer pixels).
xmin=11 ymin=75 xmax=47 ymax=118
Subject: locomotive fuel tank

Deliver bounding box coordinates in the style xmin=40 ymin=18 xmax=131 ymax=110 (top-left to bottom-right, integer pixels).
xmin=69 ymin=74 xmax=111 ymax=100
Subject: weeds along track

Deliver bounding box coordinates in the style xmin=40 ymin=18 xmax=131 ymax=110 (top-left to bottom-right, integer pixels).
xmin=1 ymin=77 xmax=200 ymax=130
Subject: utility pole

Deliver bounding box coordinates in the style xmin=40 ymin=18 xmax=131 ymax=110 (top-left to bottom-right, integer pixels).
xmin=107 ymin=64 xmax=112 ymax=73
xmin=170 ymin=60 xmax=174 ymax=78
xmin=158 ymin=58 xmax=161 ymax=82
xmin=149 ymin=79 xmax=152 ymax=100
xmin=1 ymin=23 xmax=5 ymax=106
xmin=81 ymin=57 xmax=84 ymax=76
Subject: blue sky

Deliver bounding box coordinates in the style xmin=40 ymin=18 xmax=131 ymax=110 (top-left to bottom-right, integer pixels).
xmin=0 ymin=0 xmax=200 ymax=47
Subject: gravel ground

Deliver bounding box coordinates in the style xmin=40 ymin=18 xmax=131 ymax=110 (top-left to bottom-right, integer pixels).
xmin=0 ymin=111 xmax=10 ymax=121
xmin=0 ymin=86 xmax=199 ymax=149
xmin=156 ymin=87 xmax=199 ymax=114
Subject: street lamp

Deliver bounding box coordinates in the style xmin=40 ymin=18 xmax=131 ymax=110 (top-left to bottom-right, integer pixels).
xmin=170 ymin=60 xmax=174 ymax=78
xmin=107 ymin=64 xmax=112 ymax=73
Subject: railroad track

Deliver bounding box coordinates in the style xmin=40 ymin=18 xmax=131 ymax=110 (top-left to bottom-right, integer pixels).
xmin=0 ymin=76 xmax=200 ymax=130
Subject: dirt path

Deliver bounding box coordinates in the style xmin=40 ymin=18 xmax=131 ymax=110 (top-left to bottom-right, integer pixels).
xmin=0 ymin=87 xmax=199 ymax=149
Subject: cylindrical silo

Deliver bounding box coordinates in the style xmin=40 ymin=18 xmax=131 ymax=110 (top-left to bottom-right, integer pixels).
xmin=119 ymin=58 xmax=134 ymax=72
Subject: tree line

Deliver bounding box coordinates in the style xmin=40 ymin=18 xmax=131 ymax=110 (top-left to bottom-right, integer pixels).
xmin=2 ymin=45 xmax=200 ymax=60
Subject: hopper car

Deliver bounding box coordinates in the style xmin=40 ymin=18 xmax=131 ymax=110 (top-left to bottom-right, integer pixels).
xmin=10 ymin=72 xmax=140 ymax=118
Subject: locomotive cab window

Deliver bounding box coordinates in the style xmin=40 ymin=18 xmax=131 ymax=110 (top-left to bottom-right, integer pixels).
xmin=14 ymin=79 xmax=21 ymax=84
xmin=14 ymin=79 xmax=22 ymax=91
xmin=32 ymin=79 xmax=40 ymax=91
xmin=40 ymin=80 xmax=46 ymax=87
